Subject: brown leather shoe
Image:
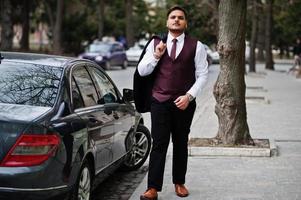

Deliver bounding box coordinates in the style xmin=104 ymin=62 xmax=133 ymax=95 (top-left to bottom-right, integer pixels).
xmin=175 ymin=184 xmax=189 ymax=197
xmin=140 ymin=188 xmax=158 ymax=200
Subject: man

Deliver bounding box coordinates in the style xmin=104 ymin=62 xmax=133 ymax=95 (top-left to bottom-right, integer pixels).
xmin=137 ymin=6 xmax=208 ymax=200
xmin=293 ymin=38 xmax=301 ymax=67
xmin=288 ymin=38 xmax=301 ymax=74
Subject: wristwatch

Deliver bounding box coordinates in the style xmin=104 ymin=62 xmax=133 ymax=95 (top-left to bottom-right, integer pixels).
xmin=186 ymin=93 xmax=194 ymax=102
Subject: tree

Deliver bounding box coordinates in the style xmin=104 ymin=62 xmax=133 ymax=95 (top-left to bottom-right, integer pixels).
xmin=164 ymin=0 xmax=219 ymax=45
xmin=147 ymin=0 xmax=220 ymax=45
xmin=273 ymin=0 xmax=301 ymax=58
xmin=97 ymin=0 xmax=105 ymax=40
xmin=249 ymin=0 xmax=259 ymax=72
xmin=265 ymin=0 xmax=274 ymax=70
xmin=53 ymin=0 xmax=64 ymax=54
xmin=43 ymin=0 xmax=64 ymax=54
xmin=125 ymin=0 xmax=134 ymax=47
xmin=256 ymin=1 xmax=265 ymax=61
xmin=0 ymin=0 xmax=13 ymax=50
xmin=20 ymin=0 xmax=30 ymax=51
xmin=213 ymin=0 xmax=253 ymax=145
xmin=131 ymin=0 xmax=149 ymax=40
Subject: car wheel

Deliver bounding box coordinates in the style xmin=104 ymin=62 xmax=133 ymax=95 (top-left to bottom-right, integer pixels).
xmin=122 ymin=60 xmax=128 ymax=69
xmin=122 ymin=125 xmax=151 ymax=171
xmin=104 ymin=61 xmax=111 ymax=70
xmin=70 ymin=160 xmax=92 ymax=200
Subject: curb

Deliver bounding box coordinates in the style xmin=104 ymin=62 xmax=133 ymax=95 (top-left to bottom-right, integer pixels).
xmin=189 ymin=139 xmax=277 ymax=157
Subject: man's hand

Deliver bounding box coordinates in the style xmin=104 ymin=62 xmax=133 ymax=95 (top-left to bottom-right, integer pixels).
xmin=174 ymin=94 xmax=190 ymax=110
xmin=153 ymin=41 xmax=167 ymax=59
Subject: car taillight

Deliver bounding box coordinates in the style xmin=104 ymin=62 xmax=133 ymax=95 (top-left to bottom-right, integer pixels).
xmin=0 ymin=134 xmax=60 ymax=167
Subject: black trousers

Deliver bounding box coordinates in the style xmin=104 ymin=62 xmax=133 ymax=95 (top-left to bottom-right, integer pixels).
xmin=147 ymin=98 xmax=196 ymax=191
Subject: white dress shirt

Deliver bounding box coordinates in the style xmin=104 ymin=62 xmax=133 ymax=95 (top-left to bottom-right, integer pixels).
xmin=137 ymin=32 xmax=208 ymax=98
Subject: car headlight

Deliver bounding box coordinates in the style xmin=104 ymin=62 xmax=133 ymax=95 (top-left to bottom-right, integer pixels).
xmin=95 ymin=55 xmax=103 ymax=62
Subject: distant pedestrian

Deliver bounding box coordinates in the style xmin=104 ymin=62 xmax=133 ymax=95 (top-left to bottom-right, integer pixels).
xmin=117 ymin=35 xmax=127 ymax=49
xmin=135 ymin=5 xmax=208 ymax=200
xmin=288 ymin=38 xmax=301 ymax=73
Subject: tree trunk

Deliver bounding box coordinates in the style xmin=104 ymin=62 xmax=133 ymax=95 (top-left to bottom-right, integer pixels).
xmin=44 ymin=1 xmax=54 ymax=33
xmin=125 ymin=0 xmax=134 ymax=47
xmin=256 ymin=2 xmax=265 ymax=62
xmin=0 ymin=0 xmax=13 ymax=50
xmin=249 ymin=0 xmax=258 ymax=72
xmin=20 ymin=0 xmax=30 ymax=51
xmin=53 ymin=0 xmax=64 ymax=54
xmin=214 ymin=0 xmax=253 ymax=145
xmin=265 ymin=0 xmax=274 ymax=70
xmin=98 ymin=0 xmax=105 ymax=40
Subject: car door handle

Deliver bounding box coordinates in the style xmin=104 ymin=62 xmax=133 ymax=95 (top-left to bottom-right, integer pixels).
xmin=88 ymin=116 xmax=98 ymax=123
xmin=113 ymin=111 xmax=119 ymax=120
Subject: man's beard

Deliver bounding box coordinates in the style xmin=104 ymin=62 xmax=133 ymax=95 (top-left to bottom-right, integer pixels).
xmin=169 ymin=28 xmax=185 ymax=34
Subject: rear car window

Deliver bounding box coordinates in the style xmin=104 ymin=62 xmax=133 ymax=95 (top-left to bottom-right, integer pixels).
xmin=0 ymin=62 xmax=63 ymax=107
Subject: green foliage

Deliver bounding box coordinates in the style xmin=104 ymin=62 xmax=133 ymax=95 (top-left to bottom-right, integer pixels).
xmin=8 ymin=0 xmax=299 ymax=55
xmin=132 ymin=0 xmax=149 ymax=40
xmin=147 ymin=6 xmax=167 ymax=36
xmin=274 ymin=0 xmax=301 ymax=46
xmin=148 ymin=0 xmax=218 ymax=45
xmin=104 ymin=0 xmax=126 ymax=37
xmin=62 ymin=12 xmax=97 ymax=55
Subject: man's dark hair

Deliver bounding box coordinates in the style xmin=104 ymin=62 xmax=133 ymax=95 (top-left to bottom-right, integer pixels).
xmin=167 ymin=5 xmax=187 ymax=19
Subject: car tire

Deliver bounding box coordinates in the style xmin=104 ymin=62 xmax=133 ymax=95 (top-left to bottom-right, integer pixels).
xmin=122 ymin=60 xmax=128 ymax=69
xmin=122 ymin=125 xmax=151 ymax=171
xmin=69 ymin=160 xmax=92 ymax=200
xmin=104 ymin=61 xmax=111 ymax=70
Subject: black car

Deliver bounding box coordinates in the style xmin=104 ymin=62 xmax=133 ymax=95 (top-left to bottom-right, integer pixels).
xmin=0 ymin=52 xmax=151 ymax=200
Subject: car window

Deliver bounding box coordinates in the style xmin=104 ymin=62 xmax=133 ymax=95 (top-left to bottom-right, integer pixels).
xmin=87 ymin=43 xmax=111 ymax=53
xmin=72 ymin=66 xmax=98 ymax=108
xmin=89 ymin=67 xmax=118 ymax=104
xmin=112 ymin=44 xmax=123 ymax=52
xmin=0 ymin=62 xmax=63 ymax=107
xmin=71 ymin=77 xmax=85 ymax=110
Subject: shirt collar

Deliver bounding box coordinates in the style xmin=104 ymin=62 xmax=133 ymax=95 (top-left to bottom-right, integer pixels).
xmin=167 ymin=32 xmax=185 ymax=43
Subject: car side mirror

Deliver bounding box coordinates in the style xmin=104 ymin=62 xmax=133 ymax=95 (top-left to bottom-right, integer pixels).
xmin=123 ymin=88 xmax=133 ymax=102
xmin=98 ymin=92 xmax=116 ymax=104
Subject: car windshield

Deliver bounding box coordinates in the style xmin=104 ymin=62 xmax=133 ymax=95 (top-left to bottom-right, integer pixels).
xmin=87 ymin=43 xmax=111 ymax=53
xmin=0 ymin=62 xmax=63 ymax=107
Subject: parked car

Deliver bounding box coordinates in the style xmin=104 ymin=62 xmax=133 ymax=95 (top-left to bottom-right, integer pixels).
xmin=0 ymin=52 xmax=151 ymax=200
xmin=78 ymin=41 xmax=128 ymax=70
xmin=204 ymin=44 xmax=220 ymax=64
xmin=126 ymin=44 xmax=143 ymax=66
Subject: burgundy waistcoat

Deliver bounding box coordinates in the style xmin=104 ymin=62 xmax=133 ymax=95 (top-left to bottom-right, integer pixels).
xmin=152 ymin=36 xmax=197 ymax=102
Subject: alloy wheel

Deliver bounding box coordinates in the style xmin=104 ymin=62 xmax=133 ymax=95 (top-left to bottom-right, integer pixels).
xmin=125 ymin=126 xmax=150 ymax=169
xmin=77 ymin=166 xmax=91 ymax=200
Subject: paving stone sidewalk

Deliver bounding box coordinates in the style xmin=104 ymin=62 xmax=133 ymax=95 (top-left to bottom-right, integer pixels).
xmin=130 ymin=61 xmax=301 ymax=200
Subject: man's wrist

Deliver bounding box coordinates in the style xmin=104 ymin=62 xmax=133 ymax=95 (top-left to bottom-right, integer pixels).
xmin=186 ymin=93 xmax=194 ymax=102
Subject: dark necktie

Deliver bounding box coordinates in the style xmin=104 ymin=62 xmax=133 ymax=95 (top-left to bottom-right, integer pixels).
xmin=171 ymin=38 xmax=177 ymax=61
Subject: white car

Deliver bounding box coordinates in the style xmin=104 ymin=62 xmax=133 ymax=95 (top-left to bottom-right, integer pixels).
xmin=126 ymin=44 xmax=144 ymax=66
xmin=204 ymin=44 xmax=220 ymax=64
